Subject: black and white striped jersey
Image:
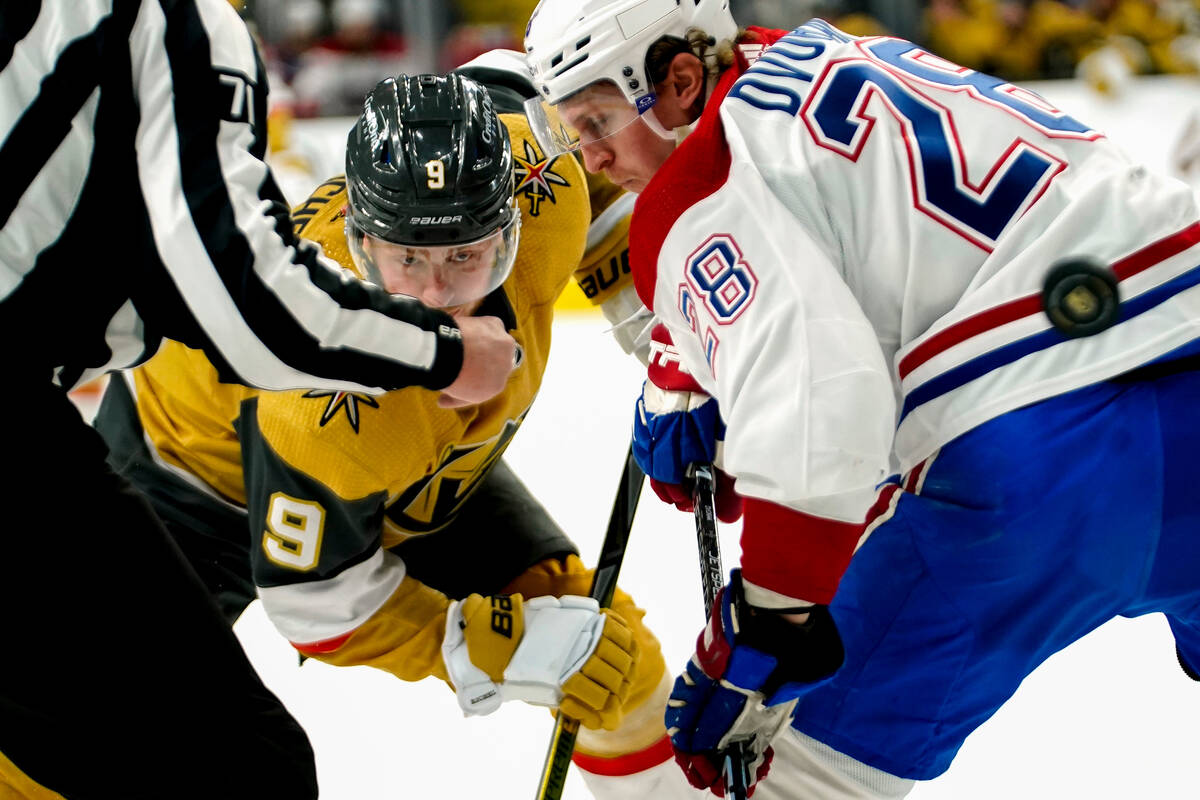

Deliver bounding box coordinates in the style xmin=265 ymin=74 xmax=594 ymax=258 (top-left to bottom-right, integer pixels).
xmin=0 ymin=0 xmax=464 ymax=393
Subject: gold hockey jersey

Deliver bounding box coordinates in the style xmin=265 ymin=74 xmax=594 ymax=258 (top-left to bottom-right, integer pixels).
xmin=129 ymin=110 xmax=591 ymax=681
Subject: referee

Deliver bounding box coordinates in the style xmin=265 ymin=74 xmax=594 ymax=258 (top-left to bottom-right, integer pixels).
xmin=0 ymin=1 xmax=518 ymax=798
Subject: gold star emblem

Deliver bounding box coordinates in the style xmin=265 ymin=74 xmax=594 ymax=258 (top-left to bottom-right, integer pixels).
xmin=514 ymin=140 xmax=571 ymax=217
xmin=302 ymin=390 xmax=379 ymax=433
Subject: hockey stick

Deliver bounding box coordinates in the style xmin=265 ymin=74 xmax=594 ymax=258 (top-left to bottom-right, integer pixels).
xmin=691 ymin=463 xmax=752 ymax=800
xmin=534 ymin=441 xmax=645 ymax=800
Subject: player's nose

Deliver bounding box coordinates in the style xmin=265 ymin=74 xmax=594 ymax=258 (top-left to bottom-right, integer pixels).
xmin=421 ymin=275 xmax=457 ymax=307
xmin=580 ymin=141 xmax=612 ymax=174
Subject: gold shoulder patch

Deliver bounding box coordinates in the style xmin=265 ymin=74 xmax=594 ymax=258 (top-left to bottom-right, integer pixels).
xmin=503 ymin=113 xmax=577 ymax=220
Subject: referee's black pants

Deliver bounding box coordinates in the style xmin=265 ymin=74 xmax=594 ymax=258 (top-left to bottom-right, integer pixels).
xmin=0 ymin=379 xmax=317 ymax=799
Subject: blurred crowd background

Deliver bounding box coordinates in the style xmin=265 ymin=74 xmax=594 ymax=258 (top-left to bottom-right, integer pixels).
xmin=228 ymin=0 xmax=1200 ymax=119
xmin=68 ymin=0 xmax=1200 ymax=412
xmin=203 ymin=0 xmax=1200 ymax=221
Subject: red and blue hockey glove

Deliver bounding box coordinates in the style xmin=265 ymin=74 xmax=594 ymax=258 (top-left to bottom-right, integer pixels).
xmin=632 ymin=324 xmax=743 ymax=522
xmin=665 ymin=570 xmax=844 ymax=796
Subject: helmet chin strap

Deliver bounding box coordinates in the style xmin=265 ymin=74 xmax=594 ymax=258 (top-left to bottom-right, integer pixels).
xmin=640 ymin=102 xmax=677 ymax=141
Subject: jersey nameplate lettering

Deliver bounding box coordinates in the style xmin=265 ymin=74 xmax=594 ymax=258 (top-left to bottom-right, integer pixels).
xmin=728 ymin=24 xmax=1100 ymax=251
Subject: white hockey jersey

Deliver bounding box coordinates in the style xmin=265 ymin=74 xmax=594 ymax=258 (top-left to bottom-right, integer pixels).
xmin=630 ymin=20 xmax=1200 ymax=604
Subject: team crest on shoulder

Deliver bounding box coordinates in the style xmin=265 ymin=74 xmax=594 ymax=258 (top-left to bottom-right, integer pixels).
xmin=514 ymin=139 xmax=571 ymax=217
xmin=302 ymin=389 xmax=379 ymax=433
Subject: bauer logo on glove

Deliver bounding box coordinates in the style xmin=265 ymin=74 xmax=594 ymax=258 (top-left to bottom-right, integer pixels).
xmin=488 ymin=595 xmax=515 ymax=638
xmin=442 ymin=592 xmax=639 ymax=730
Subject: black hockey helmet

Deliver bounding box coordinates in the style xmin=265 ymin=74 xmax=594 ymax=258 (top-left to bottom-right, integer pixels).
xmin=345 ymin=73 xmax=521 ymax=305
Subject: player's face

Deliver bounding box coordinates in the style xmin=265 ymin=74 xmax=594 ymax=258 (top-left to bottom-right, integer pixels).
xmin=558 ymin=83 xmax=677 ymax=194
xmin=362 ymin=233 xmax=501 ymax=315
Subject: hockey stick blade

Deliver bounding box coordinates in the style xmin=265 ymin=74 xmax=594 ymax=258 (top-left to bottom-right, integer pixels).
xmin=534 ymin=442 xmax=645 ymax=800
xmin=691 ymin=463 xmax=752 ymax=800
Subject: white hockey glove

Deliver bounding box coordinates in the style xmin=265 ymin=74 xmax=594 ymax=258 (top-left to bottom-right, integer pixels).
xmin=442 ymin=593 xmax=638 ymax=730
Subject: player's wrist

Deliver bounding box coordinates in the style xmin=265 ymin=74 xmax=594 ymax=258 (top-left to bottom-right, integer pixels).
xmin=740 ymin=498 xmax=862 ymax=606
xmin=724 ymin=571 xmax=842 ymax=702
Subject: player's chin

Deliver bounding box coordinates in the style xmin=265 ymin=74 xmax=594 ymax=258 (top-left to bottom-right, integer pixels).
xmin=446 ymin=299 xmax=485 ymax=319
xmin=617 ymin=177 xmax=647 ymax=194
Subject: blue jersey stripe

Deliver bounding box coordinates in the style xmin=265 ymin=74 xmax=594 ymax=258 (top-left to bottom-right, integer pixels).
xmin=900 ymin=260 xmax=1200 ymax=421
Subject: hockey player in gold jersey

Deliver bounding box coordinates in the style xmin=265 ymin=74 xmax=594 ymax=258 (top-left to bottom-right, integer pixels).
xmin=83 ymin=72 xmax=703 ymax=799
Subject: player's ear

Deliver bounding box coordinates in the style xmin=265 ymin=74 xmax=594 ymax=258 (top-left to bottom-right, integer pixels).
xmin=658 ymin=52 xmax=706 ymax=124
xmin=670 ymin=52 xmax=706 ymax=105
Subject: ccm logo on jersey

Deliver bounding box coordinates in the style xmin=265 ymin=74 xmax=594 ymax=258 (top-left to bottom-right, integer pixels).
xmin=647 ymin=325 xmax=705 ymax=393
xmin=411 ymin=215 xmax=463 ymax=225
xmin=648 ymin=337 xmax=685 ymax=370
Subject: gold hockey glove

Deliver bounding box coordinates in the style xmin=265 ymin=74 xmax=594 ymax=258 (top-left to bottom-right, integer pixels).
xmin=442 ymin=593 xmax=638 ymax=730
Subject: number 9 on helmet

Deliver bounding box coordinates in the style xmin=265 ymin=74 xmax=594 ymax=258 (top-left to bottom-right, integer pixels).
xmin=344 ymin=73 xmax=521 ymax=312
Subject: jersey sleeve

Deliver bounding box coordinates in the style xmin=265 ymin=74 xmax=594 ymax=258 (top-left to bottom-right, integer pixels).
xmin=654 ymin=170 xmax=896 ymax=606
xmin=127 ymin=0 xmax=463 ymax=394
xmin=236 ymin=396 xmax=453 ymax=683
xmin=576 ymin=170 xmax=655 ymax=362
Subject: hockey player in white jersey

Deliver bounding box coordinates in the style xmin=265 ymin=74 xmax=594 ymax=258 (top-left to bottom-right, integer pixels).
xmin=525 ymin=1 xmax=1200 ymax=797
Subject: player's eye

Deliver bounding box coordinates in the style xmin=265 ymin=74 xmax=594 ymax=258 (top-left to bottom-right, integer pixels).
xmin=581 ymin=115 xmax=607 ymax=139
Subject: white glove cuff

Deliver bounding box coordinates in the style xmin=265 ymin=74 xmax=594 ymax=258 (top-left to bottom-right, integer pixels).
xmin=641 ymin=380 xmax=713 ymax=415
xmin=443 ymin=599 xmax=504 ymax=717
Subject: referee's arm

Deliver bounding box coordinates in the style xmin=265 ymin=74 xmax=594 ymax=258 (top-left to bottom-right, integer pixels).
xmin=128 ymin=0 xmax=477 ymax=394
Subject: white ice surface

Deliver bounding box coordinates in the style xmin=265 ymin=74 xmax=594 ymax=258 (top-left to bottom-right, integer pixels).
xmin=226 ymin=315 xmax=1200 ymax=800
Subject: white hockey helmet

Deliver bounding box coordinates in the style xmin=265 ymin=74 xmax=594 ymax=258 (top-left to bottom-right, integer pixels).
xmin=523 ymin=0 xmax=737 ymax=155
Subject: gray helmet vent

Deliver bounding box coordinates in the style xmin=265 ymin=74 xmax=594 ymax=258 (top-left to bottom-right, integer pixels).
xmin=552 ymin=52 xmax=590 ymax=79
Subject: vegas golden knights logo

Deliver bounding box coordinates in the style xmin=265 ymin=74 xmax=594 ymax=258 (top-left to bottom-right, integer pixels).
xmin=385 ymin=416 xmax=524 ymax=534
xmin=513 ymin=139 xmax=570 ymax=217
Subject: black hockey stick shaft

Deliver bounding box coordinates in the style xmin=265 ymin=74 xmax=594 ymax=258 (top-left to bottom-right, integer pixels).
xmin=691 ymin=464 xmax=752 ymax=800
xmin=692 ymin=464 xmax=724 ymax=610
xmin=534 ymin=442 xmax=645 ymax=800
